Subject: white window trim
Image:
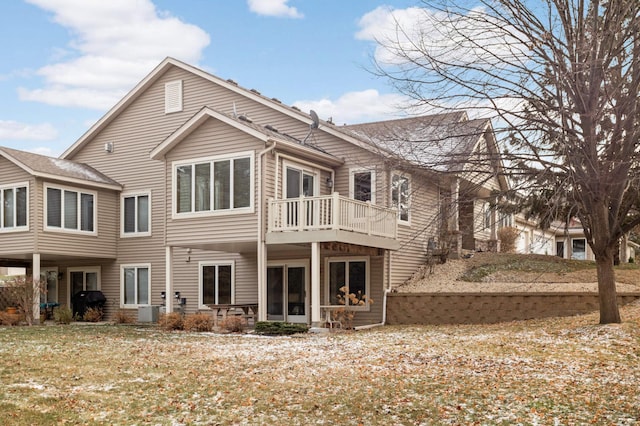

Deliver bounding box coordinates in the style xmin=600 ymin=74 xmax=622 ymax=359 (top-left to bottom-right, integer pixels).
xmin=172 ymin=151 xmax=255 ymax=219
xmin=0 ymin=181 xmax=29 ymax=233
xmin=283 ymin=159 xmax=320 ymax=198
xmin=324 ymin=256 xmax=371 ymax=311
xmin=165 ymin=80 xmax=183 ymax=114
xmin=121 ymin=191 xmax=152 ymax=237
xmin=120 ymin=263 xmax=151 ymax=309
xmin=67 ymin=266 xmax=101 ymax=307
xmin=571 ymin=238 xmax=587 ymax=260
xmin=44 ymin=183 xmax=97 ymax=235
xmin=349 ymin=168 xmax=376 ymax=203
xmin=483 ymin=202 xmax=492 ymax=230
xmin=40 ymin=268 xmax=59 ymax=305
xmin=391 ymin=171 xmax=411 ymax=226
xmin=198 ymin=261 xmax=235 ymax=309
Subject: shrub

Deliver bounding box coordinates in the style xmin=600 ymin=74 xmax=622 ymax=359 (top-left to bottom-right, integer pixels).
xmin=332 ymin=286 xmax=372 ymax=329
xmin=498 ymin=226 xmax=519 ymax=253
xmin=83 ymin=307 xmax=104 ymax=322
xmin=113 ymin=309 xmax=135 ymax=324
xmin=3 ymin=276 xmax=46 ymax=326
xmin=0 ymin=311 xmax=22 ymax=326
xmin=159 ymin=312 xmax=184 ymax=331
xmin=184 ymin=313 xmax=214 ymax=332
xmin=254 ymin=321 xmax=309 ymax=336
xmin=53 ymin=306 xmax=74 ymax=325
xmin=219 ymin=315 xmax=247 ymax=333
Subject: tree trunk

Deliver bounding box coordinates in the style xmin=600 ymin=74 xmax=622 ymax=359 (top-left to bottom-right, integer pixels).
xmin=596 ymin=253 xmax=621 ymax=324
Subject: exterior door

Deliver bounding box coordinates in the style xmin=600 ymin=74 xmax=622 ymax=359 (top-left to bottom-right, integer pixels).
xmin=40 ymin=268 xmax=58 ymax=304
xmin=267 ymin=262 xmax=309 ymax=323
xmin=285 ymin=166 xmax=316 ymax=228
xmin=68 ymin=267 xmax=100 ymax=309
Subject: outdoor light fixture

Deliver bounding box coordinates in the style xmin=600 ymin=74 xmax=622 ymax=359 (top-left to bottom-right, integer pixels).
xmin=160 ymin=291 xmax=166 ymax=299
xmin=174 ymin=291 xmax=181 ymax=300
xmin=326 ymin=177 xmax=333 ymax=189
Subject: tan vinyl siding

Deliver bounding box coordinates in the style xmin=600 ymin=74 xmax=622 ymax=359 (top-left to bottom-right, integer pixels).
xmin=164 ymin=118 xmax=263 ymax=247
xmin=390 ymin=171 xmax=441 ymax=287
xmin=0 ymin=158 xmax=35 ymax=254
xmin=171 ymin=250 xmax=257 ymax=314
xmin=35 ymin=180 xmax=118 ymax=258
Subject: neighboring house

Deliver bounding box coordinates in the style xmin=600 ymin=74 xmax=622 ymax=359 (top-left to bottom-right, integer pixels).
xmin=0 ymin=57 xmax=508 ymax=327
xmin=514 ymin=214 xmax=556 ymax=256
xmin=515 ymin=215 xmax=636 ymax=263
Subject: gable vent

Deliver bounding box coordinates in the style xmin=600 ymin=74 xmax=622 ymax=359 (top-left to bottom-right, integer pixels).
xmin=165 ymin=80 xmax=183 ymax=114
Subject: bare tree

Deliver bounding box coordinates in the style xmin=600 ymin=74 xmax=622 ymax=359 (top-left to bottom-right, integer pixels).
xmin=370 ymin=0 xmax=640 ymax=323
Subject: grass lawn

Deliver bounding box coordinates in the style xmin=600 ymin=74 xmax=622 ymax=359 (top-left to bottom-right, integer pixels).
xmin=1 ymin=305 xmax=640 ymax=425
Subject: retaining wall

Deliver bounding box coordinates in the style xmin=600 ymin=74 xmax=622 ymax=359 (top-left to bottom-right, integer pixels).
xmin=386 ymin=292 xmax=640 ymax=325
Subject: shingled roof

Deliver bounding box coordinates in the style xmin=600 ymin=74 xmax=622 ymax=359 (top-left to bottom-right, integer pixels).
xmin=341 ymin=112 xmax=490 ymax=173
xmin=0 ymin=146 xmax=121 ymax=190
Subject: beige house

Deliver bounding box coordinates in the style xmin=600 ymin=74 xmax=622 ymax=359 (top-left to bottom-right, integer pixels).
xmin=0 ymin=58 xmax=508 ymax=327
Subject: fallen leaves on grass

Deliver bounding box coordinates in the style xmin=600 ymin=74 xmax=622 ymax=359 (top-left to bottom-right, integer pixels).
xmin=0 ymin=304 xmax=639 ymax=425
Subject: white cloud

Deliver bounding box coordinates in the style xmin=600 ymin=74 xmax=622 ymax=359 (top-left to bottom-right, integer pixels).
xmin=21 ymin=0 xmax=210 ymax=110
xmin=0 ymin=120 xmax=58 ymax=141
xmin=247 ymin=0 xmax=303 ymax=18
xmin=356 ymin=5 xmax=527 ymax=67
xmin=293 ymin=89 xmax=410 ymax=125
xmin=26 ymin=146 xmax=60 ymax=158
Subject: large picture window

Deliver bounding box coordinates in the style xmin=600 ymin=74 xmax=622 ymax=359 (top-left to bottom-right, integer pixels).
xmin=0 ymin=183 xmax=28 ymax=231
xmin=326 ymin=257 xmax=370 ymax=310
xmin=121 ymin=265 xmax=150 ymax=307
xmin=122 ymin=193 xmax=150 ymax=236
xmin=46 ymin=185 xmax=95 ymax=233
xmin=392 ymin=173 xmax=410 ymax=223
xmin=174 ymin=153 xmax=253 ymax=216
xmin=200 ymin=262 xmax=234 ymax=308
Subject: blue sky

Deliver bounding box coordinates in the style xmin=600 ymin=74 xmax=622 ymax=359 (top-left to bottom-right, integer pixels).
xmin=0 ymin=0 xmax=424 ymax=157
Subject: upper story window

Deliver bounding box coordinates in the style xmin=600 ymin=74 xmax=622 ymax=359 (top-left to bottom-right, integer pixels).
xmin=45 ymin=184 xmax=96 ymax=234
xmin=122 ymin=192 xmax=150 ymax=237
xmin=173 ymin=152 xmax=253 ymax=216
xmin=165 ymin=80 xmax=183 ymax=113
xmin=350 ymin=169 xmax=375 ymax=203
xmin=0 ymin=183 xmax=28 ymax=231
xmin=392 ymin=173 xmax=410 ymax=224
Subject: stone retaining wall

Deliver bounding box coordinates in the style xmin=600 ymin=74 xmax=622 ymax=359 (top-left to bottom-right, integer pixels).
xmin=386 ymin=292 xmax=640 ymax=325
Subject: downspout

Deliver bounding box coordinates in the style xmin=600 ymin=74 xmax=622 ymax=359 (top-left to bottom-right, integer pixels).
xmin=257 ymin=140 xmax=277 ymax=321
xmin=355 ymin=168 xmax=393 ymax=331
xmin=355 ymin=288 xmax=390 ymax=331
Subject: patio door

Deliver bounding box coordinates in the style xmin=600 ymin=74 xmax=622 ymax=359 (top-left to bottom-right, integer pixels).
xmin=285 ymin=165 xmax=316 ymax=228
xmin=40 ymin=268 xmax=59 ymax=304
xmin=267 ymin=261 xmax=309 ymax=323
xmin=68 ymin=267 xmax=100 ymax=308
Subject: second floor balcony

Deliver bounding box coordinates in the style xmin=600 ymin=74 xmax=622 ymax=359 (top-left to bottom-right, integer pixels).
xmin=266 ymin=193 xmax=400 ymax=250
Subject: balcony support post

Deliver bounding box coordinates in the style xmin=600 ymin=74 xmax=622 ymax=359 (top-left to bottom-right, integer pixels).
xmin=332 ymin=192 xmax=340 ymax=230
xmin=311 ymin=241 xmax=322 ymax=328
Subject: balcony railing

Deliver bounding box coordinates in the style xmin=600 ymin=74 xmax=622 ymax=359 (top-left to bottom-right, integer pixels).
xmin=267 ymin=193 xmax=397 ymax=240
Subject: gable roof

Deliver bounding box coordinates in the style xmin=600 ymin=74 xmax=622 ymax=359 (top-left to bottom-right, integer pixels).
xmin=150 ymin=106 xmax=343 ymax=166
xmin=61 ymin=57 xmax=332 ymax=160
xmin=342 ymin=112 xmax=491 ymax=173
xmin=58 ymin=57 xmax=505 ymax=188
xmin=0 ymin=146 xmax=122 ymax=190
